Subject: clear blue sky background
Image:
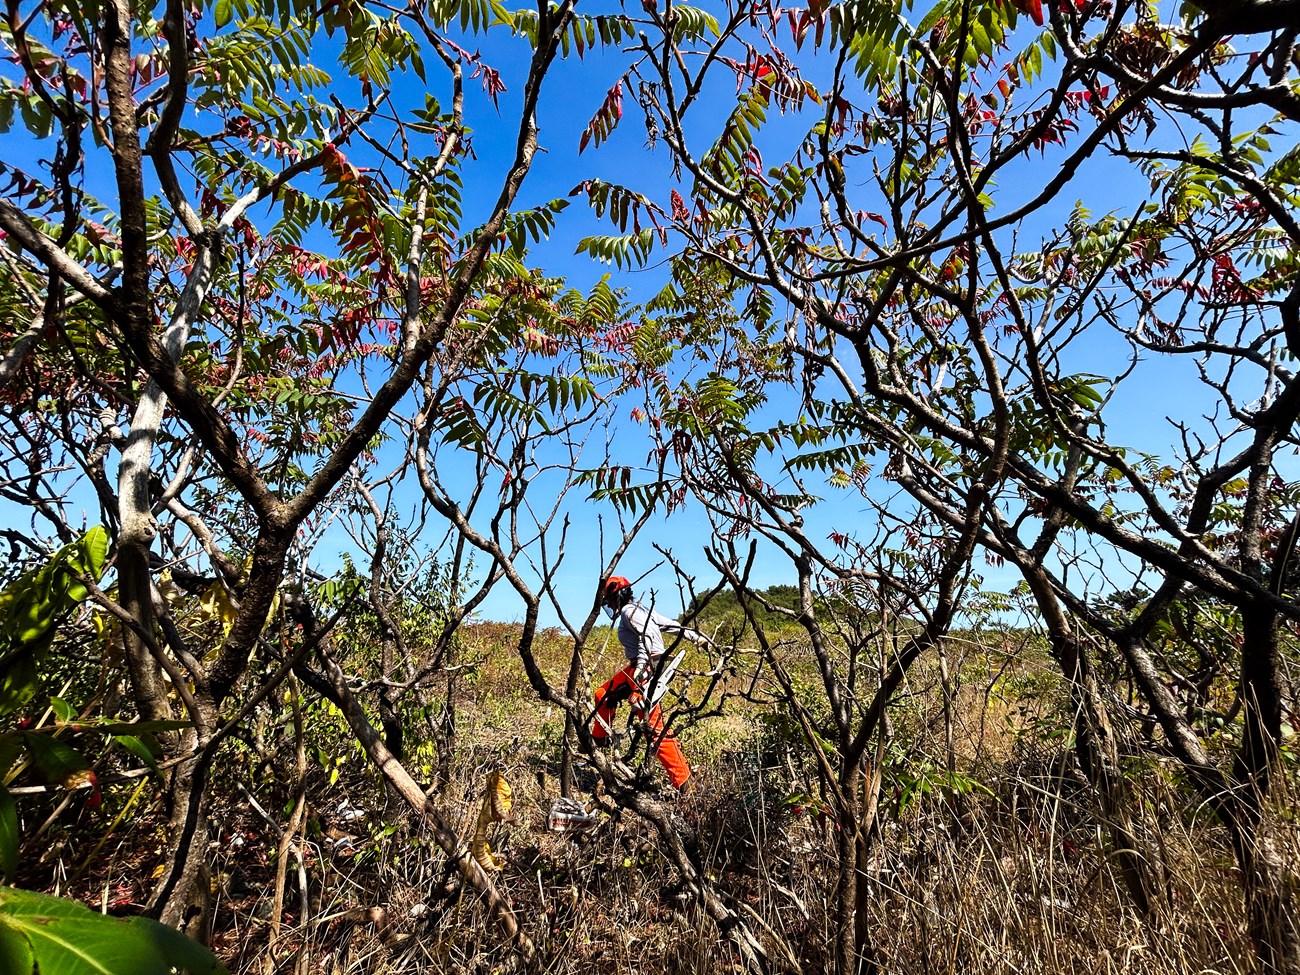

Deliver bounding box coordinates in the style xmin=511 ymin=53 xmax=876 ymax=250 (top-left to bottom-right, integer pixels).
xmin=422 ymin=12 xmax=1212 ymax=626
xmin=0 ymin=3 xmax=1227 ymax=629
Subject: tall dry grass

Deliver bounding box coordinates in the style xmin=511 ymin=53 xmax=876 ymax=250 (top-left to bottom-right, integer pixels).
xmin=28 ymin=622 xmax=1298 ymax=974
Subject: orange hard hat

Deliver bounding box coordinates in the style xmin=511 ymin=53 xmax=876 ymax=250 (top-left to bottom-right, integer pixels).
xmin=602 ymin=576 xmax=631 ymax=600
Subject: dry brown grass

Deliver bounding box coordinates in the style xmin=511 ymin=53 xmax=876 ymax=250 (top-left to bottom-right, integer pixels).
xmin=24 ymin=623 xmax=1298 ymax=974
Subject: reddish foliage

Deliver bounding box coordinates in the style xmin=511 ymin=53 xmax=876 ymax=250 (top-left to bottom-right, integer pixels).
xmin=670 ymin=189 xmax=691 ymax=223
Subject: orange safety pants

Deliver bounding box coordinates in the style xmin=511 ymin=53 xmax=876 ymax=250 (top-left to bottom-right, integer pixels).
xmin=591 ymin=663 xmax=692 ymax=789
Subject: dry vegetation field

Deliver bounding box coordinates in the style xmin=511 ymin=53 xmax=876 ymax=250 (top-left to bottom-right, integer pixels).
xmin=17 ymin=618 xmax=1298 ymax=974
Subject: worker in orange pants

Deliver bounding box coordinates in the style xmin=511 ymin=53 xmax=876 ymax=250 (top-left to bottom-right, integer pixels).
xmin=592 ymin=575 xmax=704 ymax=791
xmin=592 ymin=662 xmax=691 ymax=789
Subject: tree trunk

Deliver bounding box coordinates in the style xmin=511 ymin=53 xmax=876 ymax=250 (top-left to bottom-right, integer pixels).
xmin=1055 ymin=633 xmax=1154 ymax=918
xmin=853 ymin=747 xmax=885 ymax=973
xmin=115 ymin=539 xmax=174 ymax=723
xmin=832 ymin=764 xmax=877 ymax=975
xmin=559 ymin=641 xmax=585 ymax=797
xmin=833 ymin=803 xmax=857 ymax=975
xmin=1023 ymin=566 xmax=1155 ymax=918
xmin=437 ymin=666 xmax=457 ymax=790
xmin=145 ymin=725 xmax=214 ymax=941
xmin=1234 ymin=606 xmax=1298 ymax=973
xmin=378 ymin=674 xmax=403 ymax=760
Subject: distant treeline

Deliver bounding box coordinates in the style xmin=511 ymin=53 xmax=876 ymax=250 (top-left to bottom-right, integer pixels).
xmin=686 ymin=584 xmax=802 ymax=638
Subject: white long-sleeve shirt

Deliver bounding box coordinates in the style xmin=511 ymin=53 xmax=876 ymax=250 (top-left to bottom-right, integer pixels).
xmin=616 ymin=602 xmax=701 ymax=671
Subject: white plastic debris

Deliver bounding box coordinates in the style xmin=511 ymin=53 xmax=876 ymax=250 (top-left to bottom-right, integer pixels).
xmin=336 ymin=800 xmax=367 ymax=823
xmin=547 ymin=797 xmax=601 ymax=832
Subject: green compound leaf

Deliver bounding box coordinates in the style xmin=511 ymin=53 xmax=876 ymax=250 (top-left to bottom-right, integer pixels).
xmin=0 ymin=529 xmax=109 ymax=718
xmin=0 ymin=788 xmax=17 ymax=879
xmin=0 ymin=913 xmax=35 ymax=975
xmin=0 ymin=885 xmax=226 ymax=975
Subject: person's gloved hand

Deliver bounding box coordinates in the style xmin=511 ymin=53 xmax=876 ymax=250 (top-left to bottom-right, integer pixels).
xmin=633 ymin=662 xmax=653 ymax=689
xmin=678 ymin=627 xmax=712 ymax=650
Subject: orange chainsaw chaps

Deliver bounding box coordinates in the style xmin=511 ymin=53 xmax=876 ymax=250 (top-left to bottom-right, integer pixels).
xmin=592 ymin=663 xmax=692 ymax=789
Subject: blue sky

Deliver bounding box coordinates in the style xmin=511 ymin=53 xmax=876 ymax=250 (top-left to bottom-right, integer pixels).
xmin=0 ymin=1 xmax=1258 ymax=630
